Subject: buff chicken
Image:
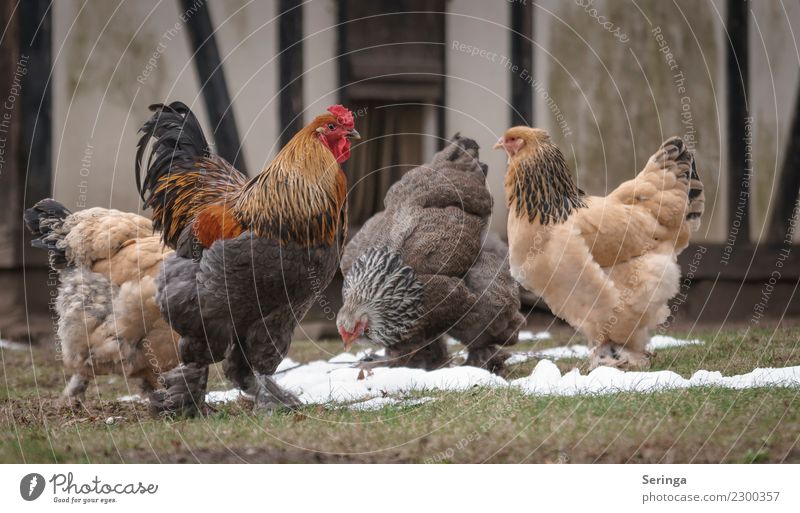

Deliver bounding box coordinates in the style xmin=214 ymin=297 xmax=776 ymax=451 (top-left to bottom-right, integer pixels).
xmin=497 ymin=128 xmax=704 ymax=369
xmin=24 ymin=199 xmax=179 ymax=404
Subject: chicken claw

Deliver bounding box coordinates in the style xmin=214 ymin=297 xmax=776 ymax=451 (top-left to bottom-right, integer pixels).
xmin=589 ymin=344 xmax=653 ymax=371
xmin=57 ymin=374 xmax=89 ymax=408
xmin=149 ymin=363 xmax=209 ymax=418
xmin=463 ymin=345 xmax=511 ymax=376
xmin=251 ymin=374 xmax=303 ymax=414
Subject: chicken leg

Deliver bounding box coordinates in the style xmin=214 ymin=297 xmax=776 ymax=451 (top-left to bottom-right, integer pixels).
xmin=251 ymin=374 xmax=302 ymax=413
xmin=148 ymin=361 xmax=209 ymax=417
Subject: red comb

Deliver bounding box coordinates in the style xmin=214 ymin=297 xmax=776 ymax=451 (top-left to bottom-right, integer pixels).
xmin=327 ymin=105 xmax=354 ymax=129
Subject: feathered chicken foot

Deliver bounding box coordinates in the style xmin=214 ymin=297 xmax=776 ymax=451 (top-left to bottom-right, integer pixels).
xmin=56 ymin=374 xmax=89 ymax=408
xmin=589 ymin=343 xmax=654 ymax=371
xmin=251 ymin=373 xmax=302 ymax=413
xmin=139 ymin=372 xmax=161 ymax=394
xmin=464 ymin=345 xmax=511 ymax=376
xmin=148 ymin=362 xmax=209 ymax=417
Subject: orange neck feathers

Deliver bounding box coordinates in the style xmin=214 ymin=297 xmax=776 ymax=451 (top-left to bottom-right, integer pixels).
xmin=230 ymin=115 xmax=350 ymax=247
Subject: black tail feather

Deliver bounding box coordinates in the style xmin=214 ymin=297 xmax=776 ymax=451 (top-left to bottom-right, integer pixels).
xmin=135 ymin=101 xmax=210 ymax=205
xmin=686 ymin=158 xmax=705 ymax=226
xmin=24 ymin=198 xmax=72 ymax=268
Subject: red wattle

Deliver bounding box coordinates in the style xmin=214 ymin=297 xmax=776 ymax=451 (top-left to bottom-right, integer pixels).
xmin=318 ymin=133 xmax=351 ymax=164
xmin=334 ymin=137 xmax=350 ymax=164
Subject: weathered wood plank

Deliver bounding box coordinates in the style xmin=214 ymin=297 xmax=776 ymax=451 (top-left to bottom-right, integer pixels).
xmin=19 ymin=0 xmax=51 ymax=210
xmin=278 ymin=0 xmax=304 ymax=147
xmin=768 ymin=80 xmax=800 ymax=244
xmin=725 ymin=0 xmax=751 ymax=244
xmin=510 ymin=0 xmax=533 ymax=127
xmin=181 ymin=0 xmax=247 ymax=174
xmin=0 ymin=0 xmax=21 ymax=269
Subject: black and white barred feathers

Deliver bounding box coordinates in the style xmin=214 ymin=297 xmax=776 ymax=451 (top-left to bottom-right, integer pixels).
xmin=341 ymin=248 xmax=424 ymax=346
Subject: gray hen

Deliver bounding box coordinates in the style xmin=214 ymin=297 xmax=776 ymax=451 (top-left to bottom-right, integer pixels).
xmin=337 ymin=135 xmax=524 ymax=374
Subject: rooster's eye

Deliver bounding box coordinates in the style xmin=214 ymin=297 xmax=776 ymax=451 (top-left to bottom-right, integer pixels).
xmin=327 ymin=123 xmax=335 ymax=131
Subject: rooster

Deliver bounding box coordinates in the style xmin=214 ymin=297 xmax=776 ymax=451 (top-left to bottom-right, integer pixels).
xmin=24 ymin=199 xmax=180 ymax=404
xmin=337 ymin=136 xmax=524 ymax=373
xmin=136 ymin=102 xmax=359 ymax=415
xmin=496 ymin=128 xmax=704 ymax=369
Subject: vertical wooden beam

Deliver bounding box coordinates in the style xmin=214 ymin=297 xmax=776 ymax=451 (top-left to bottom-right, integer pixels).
xmin=510 ymin=0 xmax=533 ymax=127
xmin=278 ymin=0 xmax=304 ymax=147
xmin=768 ymin=80 xmax=800 ymax=243
xmin=19 ymin=0 xmax=51 ymax=210
xmin=439 ymin=1 xmax=447 ymax=146
xmin=181 ymin=0 xmax=247 ymax=174
xmin=336 ymin=0 xmax=349 ymax=108
xmin=0 ymin=0 xmax=52 ymax=332
xmin=726 ymin=0 xmax=750 ymax=244
xmin=438 ymin=11 xmax=447 ymax=146
xmin=0 ymin=0 xmax=21 ymax=269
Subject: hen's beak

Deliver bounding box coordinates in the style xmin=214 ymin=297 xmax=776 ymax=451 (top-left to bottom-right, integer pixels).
xmin=347 ymin=128 xmax=361 ymax=140
xmin=493 ymin=138 xmax=504 ymax=150
xmin=339 ymin=323 xmax=363 ymax=352
xmin=342 ymin=331 xmax=358 ymax=352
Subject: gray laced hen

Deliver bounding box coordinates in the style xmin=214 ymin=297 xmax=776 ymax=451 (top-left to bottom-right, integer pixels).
xmin=337 ymin=135 xmax=525 ymax=374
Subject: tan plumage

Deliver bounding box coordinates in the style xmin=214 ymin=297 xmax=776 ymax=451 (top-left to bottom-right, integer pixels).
xmin=24 ymin=200 xmax=180 ymax=403
xmin=499 ymin=128 xmax=704 ymax=369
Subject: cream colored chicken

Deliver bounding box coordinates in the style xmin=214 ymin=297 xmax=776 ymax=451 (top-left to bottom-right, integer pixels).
xmin=24 ymin=199 xmax=180 ymax=404
xmin=496 ymin=128 xmax=704 ymax=369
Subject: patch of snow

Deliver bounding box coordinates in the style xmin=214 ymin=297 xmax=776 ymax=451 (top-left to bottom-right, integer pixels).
xmin=503 ymin=353 xmax=532 ymax=366
xmin=688 ymin=367 xmax=800 ymax=389
xmin=328 ymin=348 xmax=385 ymax=364
xmin=511 ymin=360 xmax=800 ymax=397
xmin=445 ymin=336 xmax=461 ymax=346
xmin=518 ymin=330 xmax=552 ymax=342
xmin=121 ymin=337 xmax=799 ymax=406
xmin=206 ymin=388 xmax=246 ymax=404
xmin=278 ymin=357 xmax=505 ymax=404
xmin=327 ymin=352 xmax=360 ymax=364
xmin=0 ymin=339 xmax=28 ymax=351
xmin=275 ymin=357 xmax=299 ymax=372
xmin=505 ymin=345 xmax=590 ymax=365
xmin=117 ymin=394 xmax=144 ymax=403
xmin=505 ymin=336 xmax=704 ymax=365
xmin=539 ymin=345 xmax=591 ymax=359
xmin=648 ymin=335 xmax=703 ymax=350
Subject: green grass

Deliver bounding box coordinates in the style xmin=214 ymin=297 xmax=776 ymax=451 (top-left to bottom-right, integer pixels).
xmin=1 ymin=326 xmax=798 ymax=463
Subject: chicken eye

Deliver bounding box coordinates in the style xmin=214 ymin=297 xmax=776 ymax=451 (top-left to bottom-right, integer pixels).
xmin=327 ymin=123 xmax=335 ymax=131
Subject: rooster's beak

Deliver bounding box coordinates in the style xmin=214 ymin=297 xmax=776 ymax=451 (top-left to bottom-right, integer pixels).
xmin=347 ymin=129 xmax=361 ymax=140
xmin=493 ymin=138 xmax=504 ymax=150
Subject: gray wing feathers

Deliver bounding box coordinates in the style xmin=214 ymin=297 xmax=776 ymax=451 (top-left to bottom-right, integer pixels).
xmin=344 ymin=135 xmax=522 ymax=363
